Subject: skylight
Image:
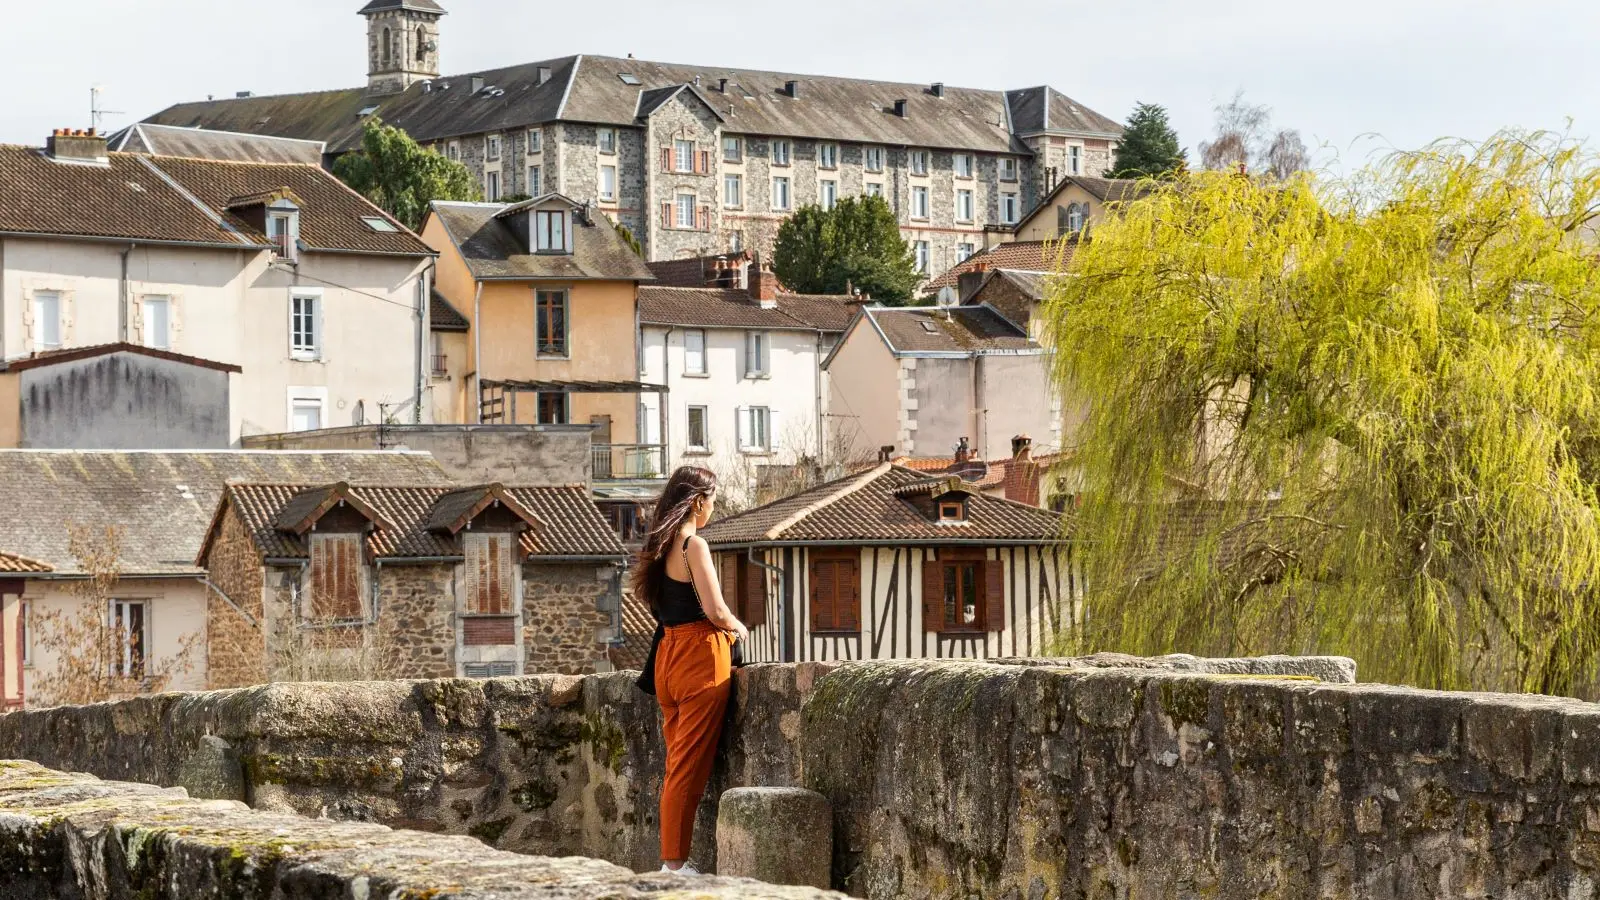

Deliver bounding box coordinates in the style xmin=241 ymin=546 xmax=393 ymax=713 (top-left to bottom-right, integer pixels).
xmin=362 ymin=217 xmax=400 ymax=233
xmin=359 ymin=105 xmax=380 ymax=117
xmin=920 ymin=321 xmax=938 ymax=333
xmin=618 ymin=73 xmax=641 ymax=86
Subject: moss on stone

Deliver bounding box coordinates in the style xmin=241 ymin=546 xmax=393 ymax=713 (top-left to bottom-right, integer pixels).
xmin=468 ymin=815 xmax=514 ymax=846
xmin=1159 ymin=680 xmax=1212 ymax=727
xmin=580 ymin=716 xmax=628 ymax=774
xmin=511 ymin=778 xmax=560 ymax=812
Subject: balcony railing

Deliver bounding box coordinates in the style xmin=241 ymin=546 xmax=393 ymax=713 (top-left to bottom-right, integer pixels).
xmin=592 ymin=444 xmax=666 ymax=481
xmin=430 ymin=354 xmax=448 ymax=377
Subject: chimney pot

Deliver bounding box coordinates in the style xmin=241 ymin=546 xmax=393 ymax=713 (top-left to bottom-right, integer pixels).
xmin=954 ymin=437 xmax=971 ymax=464
xmin=893 ymin=99 xmax=908 ymax=118
xmin=1011 ymin=435 xmax=1033 ymax=459
xmin=879 ymin=445 xmax=895 ymax=463
xmin=748 ymin=262 xmax=778 ymax=306
xmin=47 ymin=128 xmax=110 ymax=165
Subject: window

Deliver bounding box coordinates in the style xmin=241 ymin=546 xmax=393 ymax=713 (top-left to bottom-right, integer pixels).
xmin=956 ymin=242 xmax=976 ymax=263
xmin=723 ymin=136 xmax=742 ymax=163
xmin=943 ymin=560 xmax=982 ymax=629
xmin=730 ymin=230 xmax=743 ymax=253
xmin=536 ymin=289 xmax=567 ymax=356
xmin=939 ymin=501 xmax=966 ymax=523
xmin=289 ymin=392 xmax=324 ymax=432
xmin=1000 ymin=157 xmax=1019 ymax=182
xmin=1066 ymin=202 xmax=1086 ymax=233
xmin=416 ymin=26 xmax=427 ymax=61
xmin=290 ymin=290 xmax=320 ymax=359
xmin=809 ymin=551 xmax=860 ymax=633
xmin=684 ymin=329 xmax=707 ymax=375
xmin=865 ymin=182 xmax=883 ymax=198
xmin=597 ymin=128 xmax=617 ymax=154
xmin=537 ymin=392 xmax=568 ymax=424
xmin=32 ymin=291 xmax=61 ymax=350
xmin=864 ymin=146 xmax=884 ymax=173
xmin=674 ymin=139 xmax=695 ymax=173
xmin=108 ymin=599 xmax=147 ymax=679
xmin=1069 ymin=144 xmax=1082 ymax=175
xmin=528 ymin=165 xmax=542 ymax=197
xmin=308 ymin=533 xmax=363 ymax=620
xmin=724 ymin=174 xmax=743 ymax=209
xmin=142 ymin=296 xmax=171 ymax=350
xmin=361 ymin=216 xmax=399 ymax=232
xmin=527 ymin=128 xmax=542 ymax=154
xmin=772 ymin=139 xmax=791 ymax=166
xmin=738 ymin=406 xmax=771 ymax=452
xmin=923 ymin=551 xmax=1003 ymax=633
xmin=447 ymin=141 xmax=459 ymax=161
xmin=817 ymin=142 xmax=838 ymax=169
xmin=600 ymin=164 xmax=617 ymax=201
xmin=915 ymin=241 xmax=931 ymax=274
xmin=676 ymin=193 xmax=698 ymax=229
xmin=464 ymin=532 xmax=516 ymax=615
xmin=687 ymin=406 xmax=709 ymax=452
xmin=911 ymin=186 xmax=929 ymax=219
xmin=954 ymin=153 xmax=974 ymax=178
xmin=267 ymin=212 xmax=295 ymax=259
xmin=1001 ymin=192 xmax=1019 ymax=225
xmin=772 ymin=176 xmax=791 ymax=211
xmin=535 ymin=209 xmax=567 ymax=251
xmin=955 ymin=189 xmax=974 ymax=222
xmin=744 ymin=331 xmax=768 ymax=377
xmin=486 ymin=134 xmax=502 ymax=162
xmin=820 ymin=180 xmax=837 ymax=211
xmin=431 ymin=331 xmax=448 ymax=377
xmin=910 ymin=150 xmax=930 ymax=176
xmin=486 ymin=171 xmax=501 ymax=202
xmin=381 ymin=28 xmax=392 ymax=64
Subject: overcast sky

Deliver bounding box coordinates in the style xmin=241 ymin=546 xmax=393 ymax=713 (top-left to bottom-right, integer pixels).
xmin=2 ymin=0 xmax=1595 ymax=171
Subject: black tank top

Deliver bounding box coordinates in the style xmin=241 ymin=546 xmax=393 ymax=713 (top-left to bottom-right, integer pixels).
xmin=657 ymin=537 xmax=710 ymax=626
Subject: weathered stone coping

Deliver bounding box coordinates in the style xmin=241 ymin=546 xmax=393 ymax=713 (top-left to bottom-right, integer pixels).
xmin=0 ymin=759 xmax=843 ymax=898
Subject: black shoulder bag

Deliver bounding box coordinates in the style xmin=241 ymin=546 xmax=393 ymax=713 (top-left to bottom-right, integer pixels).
xmin=633 ymin=542 xmax=744 ymax=696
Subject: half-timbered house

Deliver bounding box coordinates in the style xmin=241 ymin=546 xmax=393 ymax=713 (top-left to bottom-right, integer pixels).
xmin=698 ymin=463 xmax=1076 ymax=663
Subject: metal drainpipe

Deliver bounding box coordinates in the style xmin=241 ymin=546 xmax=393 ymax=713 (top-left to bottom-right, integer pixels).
xmin=414 ymin=260 xmax=433 ymax=424
xmin=747 ymin=547 xmax=786 ymax=662
xmin=119 ymin=243 xmax=136 ymax=343
xmin=371 ymin=558 xmax=386 ymax=624
xmin=814 ymin=330 xmax=825 ymax=470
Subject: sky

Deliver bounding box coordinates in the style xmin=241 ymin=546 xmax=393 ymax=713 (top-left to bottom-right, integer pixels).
xmin=1 ymin=0 xmax=1596 ymax=171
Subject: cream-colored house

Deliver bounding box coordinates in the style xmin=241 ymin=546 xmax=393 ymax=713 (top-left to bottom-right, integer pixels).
xmin=0 ymin=132 xmax=436 ymax=444
xmin=1011 ymin=175 xmax=1146 ymax=242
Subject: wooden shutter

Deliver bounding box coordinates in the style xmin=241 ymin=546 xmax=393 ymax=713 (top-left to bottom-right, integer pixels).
xmin=466 ymin=533 xmax=515 ymax=615
xmin=717 ymin=553 xmax=736 ymax=611
xmin=921 ymin=551 xmax=945 ymax=633
xmin=311 ymin=534 xmax=362 ymax=619
xmin=984 ymin=557 xmax=1006 ymax=632
xmin=840 ymin=556 xmax=860 ymax=632
xmin=660 ymin=202 xmax=673 ymax=228
xmin=661 ymin=147 xmax=672 ymax=172
xmin=697 ymin=150 xmax=711 ymax=174
xmin=743 ymin=556 xmax=768 ymax=627
xmin=810 ymin=556 xmax=836 ymax=631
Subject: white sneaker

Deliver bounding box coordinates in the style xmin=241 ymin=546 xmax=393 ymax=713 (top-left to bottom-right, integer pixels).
xmin=660 ymin=862 xmax=702 ymax=875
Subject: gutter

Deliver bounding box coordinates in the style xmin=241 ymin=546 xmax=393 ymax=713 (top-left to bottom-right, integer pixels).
xmin=529 ymin=555 xmax=629 ymax=563
xmin=414 ymin=258 xmax=434 ymax=424
xmin=0 ymin=231 xmax=268 ymax=251
xmin=814 ymin=330 xmax=825 ymax=467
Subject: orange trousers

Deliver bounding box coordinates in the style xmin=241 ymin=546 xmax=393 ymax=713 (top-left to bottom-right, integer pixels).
xmin=656 ymin=619 xmax=733 ymax=862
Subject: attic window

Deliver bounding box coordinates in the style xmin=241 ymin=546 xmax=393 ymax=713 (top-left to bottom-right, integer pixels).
xmin=618 ymin=73 xmax=641 ymax=86
xmin=938 ymin=501 xmax=967 ymax=523
xmin=362 ymin=216 xmax=399 ymax=232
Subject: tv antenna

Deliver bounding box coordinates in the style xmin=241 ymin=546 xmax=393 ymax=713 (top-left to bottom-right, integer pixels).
xmin=90 ymin=86 xmax=123 ymax=133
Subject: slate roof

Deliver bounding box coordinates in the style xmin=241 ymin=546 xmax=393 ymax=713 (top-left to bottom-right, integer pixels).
xmin=700 ymin=464 xmax=1067 ymax=546
xmin=212 ymin=482 xmax=625 ymax=562
xmin=428 ymin=201 xmax=653 ymax=281
xmin=925 ymin=240 xmax=1076 ymax=292
xmin=638 ymin=287 xmax=857 ymax=333
xmin=429 ymin=290 xmax=469 ymax=331
xmin=359 ymin=0 xmax=445 ymax=12
xmin=0 ymin=145 xmax=429 ymax=256
xmin=0 ymin=343 xmax=241 ymax=375
xmin=144 ymin=55 xmax=1117 ymax=155
xmin=0 ymin=451 xmax=450 ymax=577
xmin=973 ymin=269 xmax=1049 ymax=303
xmin=109 ymin=124 xmax=326 ymax=164
xmin=856 ymin=306 xmax=1040 ymax=356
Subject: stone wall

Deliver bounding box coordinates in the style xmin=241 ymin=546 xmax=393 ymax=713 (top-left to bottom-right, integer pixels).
xmin=523 ymin=562 xmax=616 ymax=675
xmin=240 ymin=423 xmax=594 ymax=486
xmin=203 ymin=509 xmax=267 ymax=690
xmin=5 ymin=655 xmax=1599 ymax=898
xmin=0 ymin=759 xmax=837 ymax=899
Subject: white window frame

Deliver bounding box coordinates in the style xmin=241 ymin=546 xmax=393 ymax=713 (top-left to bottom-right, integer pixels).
xmin=1000 ymin=157 xmax=1019 ymax=182
xmin=724 ymin=173 xmax=743 ymax=209
xmin=1069 ymin=144 xmax=1082 ymax=175
xmin=107 ymin=598 xmax=148 ymax=679
xmin=527 ymin=128 xmax=542 ymax=154
xmin=289 ymin=288 xmax=323 ymax=361
xmin=142 ymin=295 xmax=172 ymax=350
xmin=1067 ymin=203 xmax=1086 ymax=233
xmin=744 ymin=331 xmax=769 ymax=378
xmin=267 ymin=212 xmax=296 ymax=260
xmin=820 ymin=179 xmax=837 ymax=211
xmin=723 ymin=136 xmax=742 ymax=163
xmin=910 ymin=150 xmax=930 ymax=176
xmin=772 ymin=176 xmax=791 ymax=211
xmin=687 ymin=405 xmax=710 ymax=452
xmin=527 ymin=165 xmax=542 ymax=197
xmin=1001 ymin=192 xmax=1020 ymax=225
xmin=955 ymin=189 xmax=974 ymax=223
xmin=817 ymin=142 xmax=838 ymax=169
xmin=956 ymin=242 xmax=976 ymax=263
xmin=597 ymin=127 xmax=617 ymax=155
xmin=911 ymin=186 xmax=929 ymax=220
xmin=32 ymin=290 xmax=61 ymax=351
xmin=599 ymin=164 xmax=617 ymax=201
xmin=287 ymin=386 xmax=329 ymax=433
xmin=446 ymin=141 xmax=460 ymax=161
xmin=772 ymin=139 xmax=791 ymax=166
xmin=675 ymin=193 xmax=698 ymax=229
xmin=915 ymin=241 xmax=931 ymax=274
xmin=674 ymin=139 xmax=696 ymax=174
xmin=535 ymin=209 xmax=569 ymax=252
xmin=864 ymin=146 xmax=884 ymax=173
xmin=684 ymin=329 xmax=707 ymax=375
xmin=486 ymin=134 xmax=502 ymax=162
xmin=738 ymin=406 xmax=772 ymax=453
xmin=954 ymin=153 xmax=974 ymax=178
xmin=865 ymin=182 xmax=883 ymax=198
xmin=485 ymin=171 xmax=501 ymax=202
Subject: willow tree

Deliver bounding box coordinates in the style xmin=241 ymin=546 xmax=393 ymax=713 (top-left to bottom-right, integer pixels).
xmin=1044 ymin=133 xmax=1600 ymax=696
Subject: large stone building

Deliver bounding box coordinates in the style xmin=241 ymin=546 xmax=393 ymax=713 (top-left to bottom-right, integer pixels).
xmin=142 ymin=2 xmax=1122 ymax=278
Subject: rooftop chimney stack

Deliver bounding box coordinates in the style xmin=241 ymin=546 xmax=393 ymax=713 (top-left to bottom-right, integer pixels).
xmin=893 ymin=99 xmax=908 ymax=118
xmin=471 ymin=75 xmax=485 ymax=94
xmin=954 ymin=436 xmax=971 ymax=465
xmin=47 ymin=128 xmax=109 ymax=166
xmin=1011 ymin=434 xmax=1033 ymax=461
xmin=748 ymin=257 xmax=779 ymax=307
xmin=785 ymin=80 xmax=801 ymax=98
xmin=719 ymin=77 xmax=729 ymax=92
xmin=879 ymin=445 xmax=895 ymax=464
xmin=931 ymin=82 xmax=945 ymax=98
xmin=537 ymin=66 xmax=552 ymax=85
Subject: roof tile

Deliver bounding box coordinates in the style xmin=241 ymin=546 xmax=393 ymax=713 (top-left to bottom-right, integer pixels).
xmin=925 ymin=240 xmax=1076 ymax=291
xmin=863 ymin=306 xmax=1039 ymax=355
xmin=430 ymin=201 xmax=652 ymax=281
xmin=638 ymin=287 xmax=858 ymax=332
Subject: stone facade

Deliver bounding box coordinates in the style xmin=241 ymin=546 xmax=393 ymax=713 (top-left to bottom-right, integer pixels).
xmin=203 ymin=508 xmax=267 ymax=689
xmin=365 ymin=5 xmax=443 ymax=96
xmin=523 ymin=563 xmax=616 ymax=675
xmin=380 ymin=564 xmax=458 ymax=679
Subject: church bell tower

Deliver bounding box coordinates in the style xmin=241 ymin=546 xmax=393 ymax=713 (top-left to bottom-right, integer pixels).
xmin=360 ymin=0 xmax=446 ymax=95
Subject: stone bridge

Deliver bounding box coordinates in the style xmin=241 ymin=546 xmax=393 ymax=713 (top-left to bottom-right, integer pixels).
xmin=1 ymin=654 xmax=1598 ymax=898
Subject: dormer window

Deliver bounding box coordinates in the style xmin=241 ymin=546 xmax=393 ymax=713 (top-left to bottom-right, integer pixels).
xmin=266 ymin=208 xmax=298 ymax=262
xmin=535 ymin=208 xmax=569 ymax=253
xmin=938 ymin=500 xmax=967 ymax=523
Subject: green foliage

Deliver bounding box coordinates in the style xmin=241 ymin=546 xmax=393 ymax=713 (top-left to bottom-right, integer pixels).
xmin=615 ymin=222 xmax=643 ymax=257
xmin=1043 ymin=132 xmax=1600 ymax=697
xmin=332 ymin=117 xmax=481 ymax=230
xmin=772 ymin=195 xmax=921 ymax=304
xmin=1108 ymin=102 xmax=1187 ymax=179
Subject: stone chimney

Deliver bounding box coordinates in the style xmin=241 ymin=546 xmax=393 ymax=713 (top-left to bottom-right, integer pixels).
xmin=748 ymin=258 xmax=778 ymax=308
xmin=47 ymin=129 xmax=109 ymax=166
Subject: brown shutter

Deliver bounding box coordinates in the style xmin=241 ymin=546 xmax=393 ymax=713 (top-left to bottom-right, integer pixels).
xmin=921 ymin=551 xmax=945 ymax=633
xmin=466 ymin=533 xmax=515 ymax=615
xmin=842 ymin=556 xmax=861 ymax=632
xmin=660 ymin=202 xmax=672 ymax=228
xmin=811 ymin=557 xmax=835 ymax=631
xmin=311 ymin=534 xmax=361 ymax=619
xmin=984 ymin=557 xmax=1006 ymax=632
xmin=720 ymin=553 xmax=737 ymax=612
xmin=661 ymin=147 xmax=672 ymax=172
xmin=698 ymin=150 xmax=710 ymax=174
xmin=744 ymin=555 xmax=767 ymax=627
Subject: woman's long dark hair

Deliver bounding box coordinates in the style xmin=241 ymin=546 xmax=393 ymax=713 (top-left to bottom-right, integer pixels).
xmin=630 ymin=466 xmax=718 ymax=614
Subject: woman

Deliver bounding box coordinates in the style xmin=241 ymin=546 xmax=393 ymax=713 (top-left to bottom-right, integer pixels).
xmin=631 ymin=466 xmax=749 ymax=875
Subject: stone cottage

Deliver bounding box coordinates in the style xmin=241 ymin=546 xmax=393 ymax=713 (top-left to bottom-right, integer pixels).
xmin=197 ymin=480 xmax=627 ymax=684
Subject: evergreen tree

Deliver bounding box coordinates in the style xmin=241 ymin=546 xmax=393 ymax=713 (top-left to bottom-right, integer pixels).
xmin=772 ymin=195 xmax=921 ymax=304
xmin=333 ymin=117 xmax=481 ymax=230
xmin=1108 ymin=102 xmax=1187 ymax=179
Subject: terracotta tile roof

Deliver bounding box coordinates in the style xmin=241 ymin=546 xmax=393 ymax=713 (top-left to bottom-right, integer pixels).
xmin=638 ymin=287 xmax=857 ymax=332
xmin=109 ymin=124 xmax=325 ymax=164
xmin=0 ymin=343 xmax=241 ymax=375
xmin=609 ymin=591 xmax=655 ymax=672
xmin=146 ymin=156 xmax=431 ymax=256
xmin=0 ymin=451 xmax=450 ymax=577
xmin=645 ymin=252 xmax=750 ymax=288
xmin=429 ymin=290 xmax=469 ymax=331
xmin=925 ymin=240 xmax=1077 ymax=292
xmin=861 ymin=306 xmax=1040 ymax=355
xmin=145 ymin=55 xmax=1117 ymax=157
xmin=213 ymin=483 xmax=626 ymax=563
xmin=700 ymin=464 xmax=1067 ymax=546
xmin=0 ymin=552 xmax=52 ymax=574
xmin=896 ymin=452 xmax=1066 ymax=490
xmin=429 ymin=201 xmax=653 ymax=281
